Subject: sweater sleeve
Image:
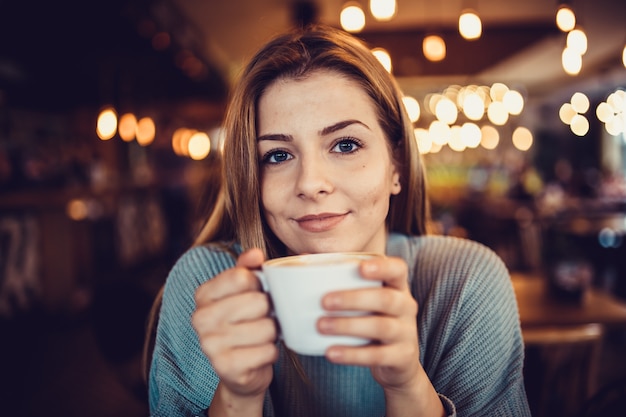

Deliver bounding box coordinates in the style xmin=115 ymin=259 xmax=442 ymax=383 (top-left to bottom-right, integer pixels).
xmin=148 ymin=245 xmax=237 ymax=417
xmin=413 ymin=236 xmax=531 ymax=417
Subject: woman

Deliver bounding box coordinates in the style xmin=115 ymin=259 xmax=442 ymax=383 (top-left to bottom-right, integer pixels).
xmin=148 ymin=24 xmax=531 ymax=417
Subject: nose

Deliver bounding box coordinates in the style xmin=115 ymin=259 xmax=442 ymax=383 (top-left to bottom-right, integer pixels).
xmin=295 ymin=154 xmax=334 ymax=199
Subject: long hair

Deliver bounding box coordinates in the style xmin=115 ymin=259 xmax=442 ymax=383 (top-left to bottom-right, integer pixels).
xmin=145 ymin=24 xmax=431 ymax=413
xmin=194 ymin=24 xmax=430 ymax=256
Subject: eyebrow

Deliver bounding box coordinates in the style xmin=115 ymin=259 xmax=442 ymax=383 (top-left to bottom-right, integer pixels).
xmin=257 ymin=119 xmax=370 ymax=142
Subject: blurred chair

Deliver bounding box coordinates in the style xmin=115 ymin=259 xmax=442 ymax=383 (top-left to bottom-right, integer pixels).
xmin=523 ymin=323 xmax=603 ymax=417
xmin=577 ymin=376 xmax=626 ymax=417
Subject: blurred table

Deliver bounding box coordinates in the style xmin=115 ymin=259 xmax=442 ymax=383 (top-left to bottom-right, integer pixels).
xmin=511 ymin=272 xmax=626 ymax=327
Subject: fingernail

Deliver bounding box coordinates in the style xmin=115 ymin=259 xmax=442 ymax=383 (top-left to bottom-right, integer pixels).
xmin=318 ymin=318 xmax=333 ymax=332
xmin=326 ymin=348 xmax=342 ymax=361
xmin=324 ymin=294 xmax=340 ymax=308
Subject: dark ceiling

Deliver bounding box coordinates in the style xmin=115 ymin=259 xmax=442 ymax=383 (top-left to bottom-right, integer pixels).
xmin=0 ymin=0 xmax=228 ymax=112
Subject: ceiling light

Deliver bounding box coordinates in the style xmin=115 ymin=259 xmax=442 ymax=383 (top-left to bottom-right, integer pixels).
xmin=340 ymin=3 xmax=366 ymax=33
xmin=556 ymin=5 xmax=576 ymax=32
xmin=461 ymin=123 xmax=481 ymax=148
xmin=448 ymin=126 xmax=466 ymax=152
xmin=570 ymin=114 xmax=589 ymax=136
xmin=462 ymin=92 xmax=485 ymax=120
xmin=423 ymin=34 xmax=446 ymax=62
xmin=96 ymin=108 xmax=117 ymax=140
xmin=512 ymin=127 xmax=533 ymax=151
xmin=503 ymin=90 xmax=524 ymax=115
xmin=567 ymin=28 xmax=588 ymax=55
xmin=402 ymin=95 xmax=421 ymax=122
xmin=559 ymin=102 xmax=576 ymax=124
xmin=429 ymin=120 xmax=451 ymax=145
xmin=458 ymin=10 xmax=482 ymax=40
xmin=118 ymin=113 xmax=138 ymax=142
xmin=370 ymin=0 xmax=396 ymax=21
xmin=480 ymin=125 xmax=499 ymax=150
xmin=562 ymin=47 xmax=582 ymax=75
xmin=435 ymin=97 xmax=458 ymax=125
xmin=570 ymin=92 xmax=590 ymax=114
xmin=371 ymin=47 xmax=392 ymax=73
xmin=487 ymin=101 xmax=509 ymax=125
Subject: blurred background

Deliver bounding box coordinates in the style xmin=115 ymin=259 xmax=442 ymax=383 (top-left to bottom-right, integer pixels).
xmin=1 ymin=0 xmax=625 ymax=416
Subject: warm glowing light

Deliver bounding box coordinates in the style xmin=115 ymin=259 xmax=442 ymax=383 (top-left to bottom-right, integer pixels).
xmin=608 ymin=91 xmax=625 ymax=111
xmin=414 ymin=128 xmax=432 ymax=154
xmin=118 ymin=113 xmax=137 ymax=142
xmin=480 ymin=125 xmax=499 ymax=149
xmin=371 ymin=48 xmax=392 ymax=73
xmin=596 ymin=102 xmax=614 ymax=123
xmin=623 ymin=45 xmax=626 ymax=68
xmin=503 ymin=90 xmax=524 ymax=115
xmin=570 ymin=114 xmax=589 ymax=136
xmin=96 ymin=108 xmax=117 ymax=140
xmin=490 ymin=83 xmax=509 ymax=102
xmin=136 ymin=117 xmax=156 ymax=146
xmin=567 ymin=28 xmax=588 ymax=55
xmin=188 ymin=131 xmax=211 ymax=160
xmin=402 ymin=96 xmax=421 ymax=122
xmin=448 ymin=126 xmax=466 ymax=152
xmin=423 ymin=35 xmax=446 ymax=62
xmin=556 ymin=5 xmax=576 ymax=32
xmin=487 ymin=101 xmax=509 ymax=125
xmin=559 ymin=103 xmax=577 ymax=124
xmin=512 ymin=127 xmax=533 ymax=151
xmin=172 ymin=128 xmax=192 ymax=155
xmin=562 ymin=47 xmax=582 ymax=75
xmin=458 ymin=10 xmax=482 ymax=40
xmin=605 ymin=115 xmax=624 ymax=136
xmin=66 ymin=199 xmax=88 ymax=221
xmin=462 ymin=92 xmax=485 ymax=120
xmin=370 ymin=0 xmax=396 ymax=21
xmin=435 ymin=97 xmax=458 ymax=125
xmin=429 ymin=120 xmax=451 ymax=145
xmin=570 ymin=92 xmax=590 ymax=114
xmin=461 ymin=122 xmax=481 ymax=148
xmin=340 ymin=4 xmax=366 ymax=32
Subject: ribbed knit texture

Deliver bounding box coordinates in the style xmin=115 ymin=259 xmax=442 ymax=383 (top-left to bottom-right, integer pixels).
xmin=149 ymin=234 xmax=531 ymax=416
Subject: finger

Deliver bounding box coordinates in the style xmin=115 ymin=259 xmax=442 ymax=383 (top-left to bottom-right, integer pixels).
xmin=318 ymin=314 xmax=410 ymax=342
xmin=237 ymin=248 xmax=265 ymax=269
xmin=322 ymin=287 xmax=417 ymax=317
xmin=325 ymin=341 xmax=416 ymax=368
xmin=359 ymin=256 xmax=409 ymax=291
xmin=212 ymin=343 xmax=279 ymax=383
xmin=195 ymin=249 xmax=266 ymax=303
xmin=199 ymin=317 xmax=277 ymax=355
xmin=193 ymin=291 xmax=272 ymax=332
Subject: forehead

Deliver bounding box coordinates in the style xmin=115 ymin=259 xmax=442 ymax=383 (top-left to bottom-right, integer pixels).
xmin=257 ymin=70 xmax=377 ymax=123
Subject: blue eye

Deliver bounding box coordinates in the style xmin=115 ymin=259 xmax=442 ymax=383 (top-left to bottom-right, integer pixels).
xmin=263 ymin=150 xmax=293 ymax=164
xmin=332 ymin=138 xmax=361 ymax=153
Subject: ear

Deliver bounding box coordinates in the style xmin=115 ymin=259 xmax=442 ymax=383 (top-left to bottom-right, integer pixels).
xmin=391 ymin=171 xmax=401 ymax=195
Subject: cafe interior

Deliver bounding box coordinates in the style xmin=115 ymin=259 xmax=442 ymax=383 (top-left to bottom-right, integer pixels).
xmin=1 ymin=0 xmax=626 ymax=415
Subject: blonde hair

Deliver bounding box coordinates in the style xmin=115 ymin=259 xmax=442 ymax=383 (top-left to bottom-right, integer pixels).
xmin=195 ymin=24 xmax=429 ymax=257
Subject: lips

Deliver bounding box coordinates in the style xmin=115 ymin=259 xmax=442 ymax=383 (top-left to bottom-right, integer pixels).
xmin=294 ymin=212 xmax=347 ymax=232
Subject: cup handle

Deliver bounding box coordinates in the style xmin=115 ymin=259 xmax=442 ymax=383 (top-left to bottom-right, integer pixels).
xmin=253 ymin=270 xmax=282 ymax=341
xmin=254 ymin=270 xmax=269 ymax=292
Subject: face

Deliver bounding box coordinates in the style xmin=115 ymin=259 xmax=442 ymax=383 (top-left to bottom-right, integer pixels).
xmin=256 ymin=70 xmax=401 ymax=255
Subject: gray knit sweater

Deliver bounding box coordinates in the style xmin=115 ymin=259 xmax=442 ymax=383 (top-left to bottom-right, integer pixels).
xmin=148 ymin=233 xmax=531 ymax=416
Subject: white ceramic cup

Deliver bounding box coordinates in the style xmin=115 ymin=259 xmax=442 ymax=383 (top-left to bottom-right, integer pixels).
xmin=255 ymin=252 xmax=382 ymax=356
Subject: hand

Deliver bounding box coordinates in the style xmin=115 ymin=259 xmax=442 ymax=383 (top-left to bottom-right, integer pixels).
xmin=318 ymin=255 xmax=421 ymax=390
xmin=192 ymin=248 xmax=278 ymax=401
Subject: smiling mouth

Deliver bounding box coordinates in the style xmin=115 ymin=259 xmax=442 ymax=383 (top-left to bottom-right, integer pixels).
xmin=295 ymin=213 xmax=347 ymax=232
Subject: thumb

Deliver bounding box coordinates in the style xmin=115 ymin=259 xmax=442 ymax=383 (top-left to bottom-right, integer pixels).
xmin=237 ymin=248 xmax=266 ymax=270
